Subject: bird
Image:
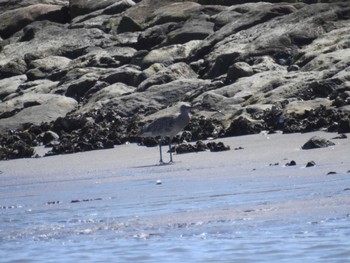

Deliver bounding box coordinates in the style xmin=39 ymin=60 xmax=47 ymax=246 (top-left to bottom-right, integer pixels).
xmin=141 ymin=103 xmax=193 ymax=164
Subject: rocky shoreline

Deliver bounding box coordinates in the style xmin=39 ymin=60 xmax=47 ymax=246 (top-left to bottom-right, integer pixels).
xmin=1 ymin=0 xmax=350 ymax=160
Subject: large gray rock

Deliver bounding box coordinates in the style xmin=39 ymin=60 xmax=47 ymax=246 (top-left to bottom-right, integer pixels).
xmin=69 ymin=0 xmax=120 ymax=18
xmin=101 ymin=78 xmax=211 ymax=117
xmin=0 ymin=93 xmax=77 ymax=133
xmin=26 ymin=55 xmax=71 ymax=80
xmin=302 ymin=136 xmax=335 ymax=150
xmin=76 ymin=82 xmax=135 ymax=113
xmin=100 ymin=64 xmax=146 ymax=87
xmin=141 ymin=40 xmax=202 ymax=67
xmin=0 ymin=21 xmax=114 ymax=68
xmin=146 ymin=2 xmax=201 ymax=27
xmin=0 ymin=0 xmax=68 ymax=12
xmin=137 ymin=62 xmax=198 ymax=91
xmin=137 ymin=22 xmax=180 ymax=50
xmin=0 ymin=4 xmax=69 ymax=38
xmin=0 ymin=75 xmax=27 ymax=100
xmin=164 ymin=18 xmax=215 ymax=45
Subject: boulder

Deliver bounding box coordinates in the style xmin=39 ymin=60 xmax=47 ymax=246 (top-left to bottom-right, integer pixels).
xmin=0 ymin=1 xmax=68 ymax=12
xmin=77 ymin=82 xmax=135 ymax=113
xmin=164 ymin=18 xmax=214 ymax=45
xmin=69 ymin=0 xmax=120 ymax=18
xmin=105 ymin=79 xmax=211 ymax=117
xmin=302 ymin=136 xmax=335 ymax=150
xmin=0 ymin=93 xmax=78 ymax=133
xmin=137 ymin=62 xmax=198 ymax=91
xmin=137 ymin=22 xmax=180 ymax=50
xmin=26 ymin=55 xmax=71 ymax=80
xmin=227 ymin=61 xmax=254 ymax=82
xmin=117 ymin=15 xmax=142 ymax=33
xmin=0 ymin=21 xmax=114 ymax=69
xmin=146 ymin=2 xmax=202 ymax=27
xmin=102 ymin=0 xmax=136 ymax=15
xmin=0 ymin=58 xmax=27 ymax=78
xmin=141 ymin=40 xmax=202 ymax=67
xmin=100 ymin=64 xmax=146 ymax=87
xmin=0 ymin=75 xmax=27 ymax=100
xmin=15 ymin=79 xmax=59 ymax=95
xmin=0 ymin=4 xmax=69 ymax=39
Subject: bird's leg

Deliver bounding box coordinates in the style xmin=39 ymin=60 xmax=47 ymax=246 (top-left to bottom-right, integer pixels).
xmin=159 ymin=136 xmax=164 ymax=164
xmin=168 ymin=136 xmax=173 ymax=163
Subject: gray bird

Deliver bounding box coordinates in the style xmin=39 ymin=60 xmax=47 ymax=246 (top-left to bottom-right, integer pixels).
xmin=141 ymin=103 xmax=192 ymax=164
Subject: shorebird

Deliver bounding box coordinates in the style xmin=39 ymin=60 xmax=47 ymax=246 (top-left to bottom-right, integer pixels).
xmin=141 ymin=103 xmax=192 ymax=164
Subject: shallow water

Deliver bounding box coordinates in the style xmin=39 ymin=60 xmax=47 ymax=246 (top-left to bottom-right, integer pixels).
xmin=1 ymin=160 xmax=350 ymax=262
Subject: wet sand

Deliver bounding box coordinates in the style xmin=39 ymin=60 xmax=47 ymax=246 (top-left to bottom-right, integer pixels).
xmin=1 ymin=131 xmax=350 ymax=261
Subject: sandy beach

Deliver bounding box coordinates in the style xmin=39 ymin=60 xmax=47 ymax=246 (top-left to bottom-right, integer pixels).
xmin=1 ymin=131 xmax=350 ymax=262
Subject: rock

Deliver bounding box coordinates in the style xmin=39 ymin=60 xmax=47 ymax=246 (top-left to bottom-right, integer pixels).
xmin=77 ymin=82 xmax=135 ymax=113
xmin=105 ymin=46 xmax=137 ymax=65
xmin=286 ymin=160 xmax=296 ymax=166
xmin=102 ymin=0 xmax=136 ymax=15
xmin=0 ymin=94 xmax=78 ymax=133
xmin=137 ymin=22 xmax=180 ymax=50
xmin=225 ymin=116 xmax=266 ymax=137
xmin=0 ymin=75 xmax=27 ymax=100
xmin=164 ymin=18 xmax=215 ymax=45
xmin=100 ymin=64 xmax=145 ymax=87
xmin=338 ymin=118 xmax=350 ymax=133
xmin=40 ymin=130 xmax=59 ymax=145
xmin=306 ymin=161 xmax=316 ymax=168
xmin=174 ymin=143 xmax=197 ymax=154
xmin=117 ymin=15 xmax=142 ymax=33
xmin=69 ymin=0 xmax=120 ymax=18
xmin=174 ymin=140 xmax=209 ymax=154
xmin=140 ymin=40 xmax=202 ymax=68
xmin=27 ymin=56 xmax=71 ymax=80
xmin=1 ymin=0 xmax=350 ymax=159
xmin=191 ymin=2 xmax=297 ymax=77
xmin=0 ymin=1 xmax=68 ymax=12
xmin=17 ymin=79 xmax=59 ymax=96
xmin=327 ymin=171 xmax=337 ymax=175
xmin=137 ymin=62 xmax=198 ymax=91
xmin=207 ymin=141 xmax=230 ymax=152
xmin=0 ymin=58 xmax=27 ymax=78
xmin=195 ymin=140 xmax=209 ymax=151
xmin=65 ymin=77 xmax=97 ymax=102
xmin=302 ymin=136 xmax=335 ymax=150
xmin=0 ymin=140 xmax=35 ymax=160
xmin=108 ymin=79 xmax=211 ymax=117
xmin=186 ymin=116 xmax=225 ymax=141
xmin=332 ymin=134 xmax=347 ymax=140
xmin=226 ymin=62 xmax=254 ymax=82
xmin=0 ymin=4 xmax=69 ymax=39
xmin=146 ymin=2 xmax=202 ymax=27
xmin=0 ymin=21 xmax=113 ymax=73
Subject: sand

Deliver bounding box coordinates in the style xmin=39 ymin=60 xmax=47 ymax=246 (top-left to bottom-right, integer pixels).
xmin=2 ymin=131 xmax=349 ymax=221
xmin=1 ymin=131 xmax=350 ymax=262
